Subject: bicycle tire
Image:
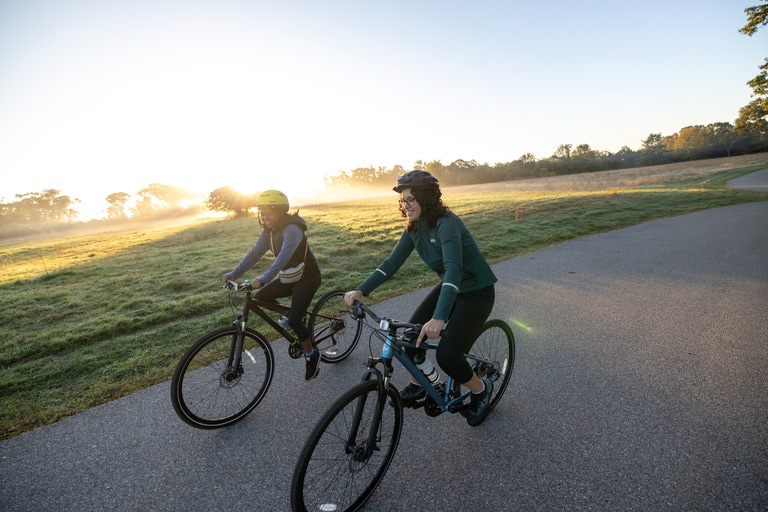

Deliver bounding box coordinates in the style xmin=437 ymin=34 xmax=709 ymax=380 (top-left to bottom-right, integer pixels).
xmin=291 ymin=379 xmax=403 ymax=512
xmin=171 ymin=326 xmax=275 ymax=429
xmin=309 ymin=289 xmax=363 ymax=363
xmin=467 ymin=318 xmax=515 ymax=411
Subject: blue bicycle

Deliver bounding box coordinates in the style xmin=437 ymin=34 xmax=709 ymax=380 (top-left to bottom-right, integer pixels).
xmin=290 ymin=301 xmax=515 ymax=512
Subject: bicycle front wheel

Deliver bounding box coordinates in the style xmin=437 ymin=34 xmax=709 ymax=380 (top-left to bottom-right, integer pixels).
xmin=171 ymin=326 xmax=275 ymax=429
xmin=468 ymin=319 xmax=515 ymax=411
xmin=309 ymin=289 xmax=363 ymax=363
xmin=291 ymin=379 xmax=403 ymax=512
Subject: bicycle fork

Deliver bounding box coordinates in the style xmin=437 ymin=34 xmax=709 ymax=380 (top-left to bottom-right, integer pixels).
xmin=345 ymin=360 xmax=391 ymax=463
xmin=221 ymin=316 xmax=247 ymax=386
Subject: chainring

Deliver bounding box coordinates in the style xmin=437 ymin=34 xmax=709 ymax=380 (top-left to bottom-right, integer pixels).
xmin=288 ymin=342 xmax=303 ymax=359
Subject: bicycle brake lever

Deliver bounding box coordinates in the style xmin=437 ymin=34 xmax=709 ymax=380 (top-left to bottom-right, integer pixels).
xmin=403 ymin=326 xmax=420 ymax=342
xmin=351 ymin=302 xmax=365 ymax=320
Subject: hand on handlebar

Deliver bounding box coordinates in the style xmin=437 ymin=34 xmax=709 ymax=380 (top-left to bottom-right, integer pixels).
xmin=222 ymin=279 xmax=239 ymax=290
xmin=221 ymin=279 xmax=260 ymax=291
xmin=344 ymin=290 xmax=363 ymax=307
xmin=416 ymin=318 xmax=446 ymax=347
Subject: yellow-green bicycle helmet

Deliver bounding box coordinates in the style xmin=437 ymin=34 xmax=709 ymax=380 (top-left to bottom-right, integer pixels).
xmin=256 ymin=190 xmax=289 ymax=212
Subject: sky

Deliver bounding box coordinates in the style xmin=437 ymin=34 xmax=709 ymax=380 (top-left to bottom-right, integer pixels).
xmin=1 ymin=0 xmax=766 ymax=219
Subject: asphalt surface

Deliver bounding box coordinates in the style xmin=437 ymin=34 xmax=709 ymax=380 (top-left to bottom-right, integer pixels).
xmin=2 ymin=170 xmax=767 ymax=511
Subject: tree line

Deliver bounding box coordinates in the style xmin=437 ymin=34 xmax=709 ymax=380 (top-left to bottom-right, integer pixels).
xmin=0 ymin=184 xmax=206 ymax=239
xmin=3 ymin=118 xmax=764 ymax=238
xmin=324 ymin=122 xmax=766 ymax=190
xmin=2 ymin=122 xmax=766 ymax=237
xmin=1 ymin=183 xmax=202 ymax=223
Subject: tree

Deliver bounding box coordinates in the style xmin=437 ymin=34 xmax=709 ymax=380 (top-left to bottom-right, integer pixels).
xmin=738 ymin=2 xmax=768 ymax=140
xmin=1 ymin=189 xmax=80 ymax=223
xmin=641 ymin=133 xmax=665 ymax=152
xmin=671 ymin=125 xmax=708 ymax=150
xmin=735 ymin=57 xmax=768 ymax=136
xmin=705 ymin=122 xmax=740 ymax=156
xmin=205 ymin=186 xmax=257 ymax=217
xmin=637 ymin=133 xmax=670 ymax=166
xmin=614 ymin=146 xmax=639 ymax=168
xmin=445 ymin=159 xmax=476 ymax=185
xmin=131 ymin=183 xmax=191 ymax=217
xmin=424 ymin=160 xmax=444 ymax=174
xmin=346 ymin=167 xmax=370 ymax=184
xmin=572 ymin=144 xmax=599 ymax=159
xmin=105 ymin=192 xmax=131 ymax=220
xmin=136 ymin=184 xmax=188 ymax=209
xmin=391 ymin=164 xmax=406 ymax=176
xmin=735 ymin=97 xmax=768 ymax=137
xmin=552 ymin=144 xmax=572 ymax=159
xmin=739 ymin=1 xmax=768 ymax=36
xmin=746 ymin=57 xmax=768 ymax=98
xmin=424 ymin=160 xmax=445 ymax=184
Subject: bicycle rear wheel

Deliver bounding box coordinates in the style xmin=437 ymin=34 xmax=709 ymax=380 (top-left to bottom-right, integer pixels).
xmin=309 ymin=289 xmax=363 ymax=363
xmin=171 ymin=326 xmax=275 ymax=429
xmin=467 ymin=319 xmax=515 ymax=411
xmin=291 ymin=379 xmax=403 ymax=512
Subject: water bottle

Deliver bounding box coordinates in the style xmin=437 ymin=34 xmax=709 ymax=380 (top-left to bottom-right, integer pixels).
xmin=412 ymin=352 xmax=440 ymax=384
xmin=280 ymin=310 xmax=294 ymax=335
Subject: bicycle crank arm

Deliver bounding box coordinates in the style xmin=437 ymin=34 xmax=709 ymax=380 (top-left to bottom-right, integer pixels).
xmin=448 ymin=402 xmax=469 ymax=414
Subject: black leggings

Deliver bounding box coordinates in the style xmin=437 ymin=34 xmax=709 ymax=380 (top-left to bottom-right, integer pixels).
xmin=407 ymin=284 xmax=495 ymax=383
xmin=252 ymin=270 xmax=322 ymax=342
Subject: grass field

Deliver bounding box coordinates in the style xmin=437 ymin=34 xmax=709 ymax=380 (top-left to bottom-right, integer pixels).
xmin=1 ymin=154 xmax=767 ymax=440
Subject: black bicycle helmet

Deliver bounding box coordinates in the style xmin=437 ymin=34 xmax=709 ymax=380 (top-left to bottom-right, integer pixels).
xmin=393 ymin=170 xmax=440 ymax=192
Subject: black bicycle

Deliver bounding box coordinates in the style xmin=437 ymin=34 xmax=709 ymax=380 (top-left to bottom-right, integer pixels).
xmin=170 ymin=281 xmax=363 ymax=429
xmin=290 ymin=301 xmax=515 ymax=512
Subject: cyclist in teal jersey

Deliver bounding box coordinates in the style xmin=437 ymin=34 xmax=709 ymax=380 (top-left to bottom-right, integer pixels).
xmin=344 ymin=171 xmax=498 ymax=426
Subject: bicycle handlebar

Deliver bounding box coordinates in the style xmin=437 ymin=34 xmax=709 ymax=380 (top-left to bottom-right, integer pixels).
xmin=352 ymin=300 xmax=420 ymax=332
xmin=352 ymin=300 xmax=448 ymax=343
xmin=223 ymin=280 xmax=252 ymax=292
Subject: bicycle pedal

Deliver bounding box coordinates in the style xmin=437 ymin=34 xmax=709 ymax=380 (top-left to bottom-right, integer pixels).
xmin=408 ymin=398 xmax=426 ymax=410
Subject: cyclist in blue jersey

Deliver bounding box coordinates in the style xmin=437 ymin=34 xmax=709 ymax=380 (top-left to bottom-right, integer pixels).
xmin=344 ymin=171 xmax=498 ymax=426
xmin=223 ymin=190 xmax=322 ymax=380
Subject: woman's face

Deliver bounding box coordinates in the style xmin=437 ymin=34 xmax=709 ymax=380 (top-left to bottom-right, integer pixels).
xmin=399 ymin=188 xmax=421 ymax=222
xmin=259 ymin=206 xmax=282 ymax=228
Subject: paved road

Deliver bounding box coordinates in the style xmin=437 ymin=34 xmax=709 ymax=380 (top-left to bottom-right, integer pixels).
xmin=2 ymin=171 xmax=767 ymax=511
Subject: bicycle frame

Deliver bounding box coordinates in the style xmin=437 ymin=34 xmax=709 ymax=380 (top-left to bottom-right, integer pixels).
xmin=365 ymin=328 xmax=473 ymax=414
xmin=355 ymin=301 xmax=501 ymax=415
xmin=226 ymin=281 xmax=299 ymax=342
xmin=220 ymin=283 xmax=296 ymax=376
xmin=344 ymin=303 xmax=491 ymax=463
xmin=248 ymin=297 xmax=296 ymax=342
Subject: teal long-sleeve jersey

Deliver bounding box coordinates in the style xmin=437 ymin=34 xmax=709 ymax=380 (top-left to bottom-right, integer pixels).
xmin=356 ymin=212 xmax=497 ymax=320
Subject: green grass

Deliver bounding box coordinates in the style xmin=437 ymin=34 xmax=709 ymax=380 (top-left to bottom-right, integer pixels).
xmin=1 ymin=161 xmax=767 ymax=440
